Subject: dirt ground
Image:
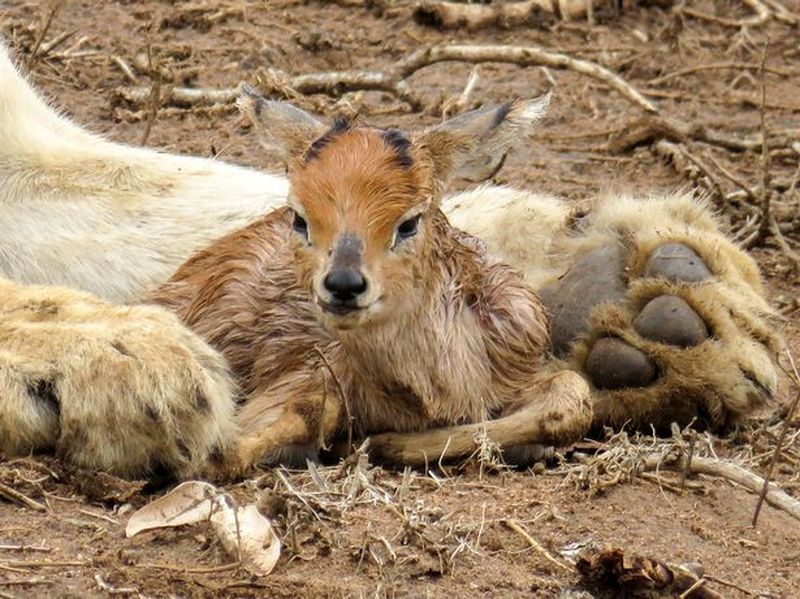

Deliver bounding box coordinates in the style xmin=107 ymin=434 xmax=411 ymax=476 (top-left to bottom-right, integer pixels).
xmin=1 ymin=0 xmax=800 ymax=597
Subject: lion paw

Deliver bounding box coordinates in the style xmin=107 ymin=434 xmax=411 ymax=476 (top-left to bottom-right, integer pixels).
xmin=540 ymin=196 xmax=782 ymax=433
xmin=0 ymin=280 xmax=237 ymax=478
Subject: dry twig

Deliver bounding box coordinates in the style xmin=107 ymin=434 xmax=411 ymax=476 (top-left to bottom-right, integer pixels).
xmin=752 ymin=350 xmax=800 ymax=527
xmin=608 ymin=115 xmax=795 ymax=154
xmin=94 ymin=574 xmax=137 ymax=595
xmin=0 ymin=482 xmax=47 ymax=512
xmin=395 ymin=45 xmax=657 ymax=113
xmin=704 ymin=152 xmax=759 ymax=201
xmin=441 ymin=66 xmax=480 ymax=119
xmin=704 ymin=574 xmax=764 ymax=596
xmin=564 ymin=430 xmax=800 ymax=523
xmin=768 ymin=216 xmax=800 ymax=268
xmin=676 ymin=145 xmax=728 ymax=204
xmin=1 ymin=560 xmax=90 ymax=569
xmin=315 ymin=346 xmax=354 ymax=455
xmin=139 ymin=44 xmax=162 ymax=146
xmin=652 ymin=140 xmax=744 ymax=216
xmin=0 ymin=579 xmax=53 ymax=587
xmin=649 ymin=61 xmax=794 ymax=86
xmin=0 ymin=545 xmax=50 ymax=553
xmin=501 ymin=518 xmax=570 ymax=571
xmin=646 ymin=454 xmax=800 ymax=522
xmin=117 ymin=44 xmax=656 ymax=114
xmin=753 ymin=40 xmax=773 ymax=247
xmin=680 ymin=0 xmax=771 ymax=28
xmin=110 ymin=55 xmax=137 ymax=84
xmin=136 ymin=561 xmax=239 ymax=574
xmin=39 ymin=29 xmax=74 ymax=56
xmin=26 ymin=0 xmax=63 ymax=68
xmin=761 ymin=0 xmax=800 ymax=23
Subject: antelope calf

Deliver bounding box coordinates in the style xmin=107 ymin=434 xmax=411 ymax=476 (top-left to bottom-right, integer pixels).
xmin=151 ymin=89 xmax=593 ymax=469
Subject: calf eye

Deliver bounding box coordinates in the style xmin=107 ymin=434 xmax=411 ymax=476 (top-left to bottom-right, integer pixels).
xmin=292 ymin=211 xmax=309 ymax=238
xmin=396 ymin=215 xmax=421 ymax=240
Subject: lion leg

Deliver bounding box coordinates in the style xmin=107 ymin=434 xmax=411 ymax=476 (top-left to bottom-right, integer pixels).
xmin=539 ymin=192 xmax=781 ymax=432
xmin=0 ymin=278 xmax=237 ymax=478
xmin=445 ymin=187 xmax=781 ymax=433
xmin=367 ymin=370 xmax=592 ymax=466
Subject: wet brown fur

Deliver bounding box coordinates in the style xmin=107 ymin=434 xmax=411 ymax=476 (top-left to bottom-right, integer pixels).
xmin=151 ymin=115 xmax=592 ymax=470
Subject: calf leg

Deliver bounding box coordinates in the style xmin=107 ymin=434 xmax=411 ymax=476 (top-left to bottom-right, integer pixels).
xmin=367 ymin=370 xmax=592 ymax=467
xmin=233 ymin=378 xmax=343 ymax=472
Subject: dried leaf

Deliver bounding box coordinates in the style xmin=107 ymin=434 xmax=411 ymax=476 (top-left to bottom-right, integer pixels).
xmin=210 ymin=500 xmax=281 ymax=576
xmin=125 ymin=481 xmax=281 ymax=576
xmin=125 ymin=481 xmax=219 ymax=538
xmin=575 ymin=547 xmax=719 ymax=598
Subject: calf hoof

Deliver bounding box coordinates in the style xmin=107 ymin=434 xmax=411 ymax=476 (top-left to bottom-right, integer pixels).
xmin=502 ymin=443 xmax=554 ymax=468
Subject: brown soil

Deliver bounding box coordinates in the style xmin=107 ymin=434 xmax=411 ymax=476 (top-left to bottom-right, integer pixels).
xmin=1 ymin=1 xmax=799 ymax=597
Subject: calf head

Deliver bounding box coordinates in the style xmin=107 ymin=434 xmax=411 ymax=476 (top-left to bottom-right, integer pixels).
xmin=239 ymin=87 xmax=549 ymax=331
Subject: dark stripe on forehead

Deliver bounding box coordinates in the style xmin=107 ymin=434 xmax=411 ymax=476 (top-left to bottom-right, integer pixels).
xmin=381 ymin=129 xmax=413 ymax=169
xmin=305 ymin=116 xmax=352 ymax=162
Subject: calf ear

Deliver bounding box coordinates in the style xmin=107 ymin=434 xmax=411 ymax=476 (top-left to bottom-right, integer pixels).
xmin=415 ymin=92 xmax=551 ymax=191
xmin=237 ymin=85 xmax=327 ymax=162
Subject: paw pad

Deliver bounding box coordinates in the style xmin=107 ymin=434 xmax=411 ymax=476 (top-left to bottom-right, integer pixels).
xmin=585 ymin=337 xmax=656 ymax=390
xmin=554 ymin=242 xmax=719 ymax=392
xmin=540 ymin=245 xmax=627 ymax=357
xmin=633 ymin=295 xmax=709 ymax=348
xmin=644 ymin=243 xmax=711 ymax=283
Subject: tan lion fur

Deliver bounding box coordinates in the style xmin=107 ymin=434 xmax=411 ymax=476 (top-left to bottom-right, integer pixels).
xmin=562 ymin=192 xmax=782 ymax=430
xmin=0 ymin=278 xmax=236 ymax=477
xmin=0 ymin=43 xmax=285 ymax=304
xmin=442 ymin=184 xmax=572 ymax=287
xmin=446 ymin=187 xmax=783 ymax=430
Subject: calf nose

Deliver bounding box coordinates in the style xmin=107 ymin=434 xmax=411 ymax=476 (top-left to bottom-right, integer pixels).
xmin=324 ymin=268 xmax=367 ymax=303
